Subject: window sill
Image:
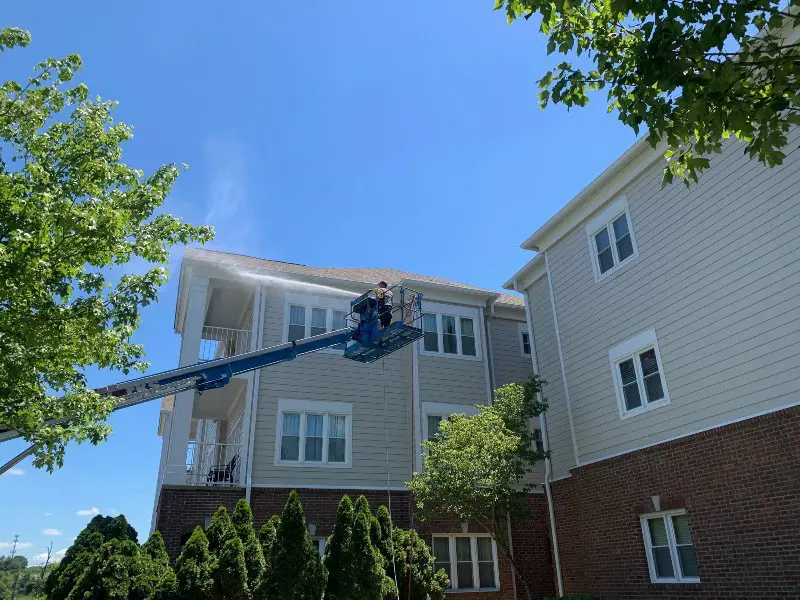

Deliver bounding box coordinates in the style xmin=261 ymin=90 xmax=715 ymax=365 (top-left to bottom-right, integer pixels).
xmin=649 ymin=579 xmax=701 ymax=585
xmin=419 ymin=349 xmax=482 ymax=362
xmin=620 ymin=397 xmax=670 ymax=420
xmin=273 ymin=461 xmax=352 ymax=469
xmin=445 ymin=588 xmax=501 ymax=594
xmin=595 ymin=253 xmax=638 ymax=283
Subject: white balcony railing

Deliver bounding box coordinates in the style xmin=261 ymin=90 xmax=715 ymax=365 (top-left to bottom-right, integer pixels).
xmin=186 ymin=442 xmax=242 ymax=486
xmin=199 ymin=326 xmax=252 ymax=362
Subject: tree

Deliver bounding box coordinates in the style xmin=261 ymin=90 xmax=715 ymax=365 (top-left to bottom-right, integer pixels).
xmin=206 ymin=507 xmax=236 ymax=558
xmin=352 ymin=496 xmax=392 ymax=600
xmin=174 ymin=527 xmax=215 ymax=600
xmin=267 ymin=491 xmax=326 ymax=600
xmin=0 ymin=27 xmax=213 ymax=471
xmin=65 ymin=538 xmax=139 ymax=600
xmin=322 ymin=495 xmax=354 ymax=600
xmin=408 ymin=378 xmax=547 ymax=600
xmin=494 ymin=2 xmax=800 ymax=185
xmin=231 ymin=499 xmax=265 ymax=588
xmin=216 ymin=536 xmax=249 ymax=600
xmin=130 ymin=531 xmax=171 ymax=600
xmin=389 ymin=528 xmax=448 ymax=600
xmin=252 ymin=516 xmax=279 ymax=600
xmin=45 ymin=514 xmax=138 ymax=600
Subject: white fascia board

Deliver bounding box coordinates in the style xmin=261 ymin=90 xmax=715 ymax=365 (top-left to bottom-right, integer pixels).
xmin=520 ymin=137 xmax=666 ymax=252
xmin=503 ymin=254 xmax=546 ymax=292
xmin=401 ymin=278 xmax=499 ymax=307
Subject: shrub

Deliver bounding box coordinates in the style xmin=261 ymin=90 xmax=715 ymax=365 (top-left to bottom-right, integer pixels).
xmin=216 ymin=536 xmax=249 ymax=600
xmin=174 ymin=526 xmax=215 ymax=600
xmin=267 ymin=490 xmax=326 ymax=599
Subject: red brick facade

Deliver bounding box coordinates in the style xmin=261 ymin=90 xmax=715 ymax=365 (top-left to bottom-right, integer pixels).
xmin=155 ymin=487 xmax=554 ymax=599
xmin=551 ymin=406 xmax=800 ymax=599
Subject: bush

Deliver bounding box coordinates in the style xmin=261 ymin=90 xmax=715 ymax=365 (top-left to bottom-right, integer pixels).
xmin=266 ymin=490 xmax=326 ymax=599
xmin=174 ymin=527 xmax=215 ymax=600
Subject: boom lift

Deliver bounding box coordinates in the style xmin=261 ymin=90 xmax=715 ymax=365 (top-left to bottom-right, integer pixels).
xmin=0 ymin=286 xmax=424 ymax=474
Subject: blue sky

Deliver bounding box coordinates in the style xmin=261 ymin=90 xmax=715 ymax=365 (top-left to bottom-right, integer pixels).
xmin=0 ymin=1 xmax=636 ymax=563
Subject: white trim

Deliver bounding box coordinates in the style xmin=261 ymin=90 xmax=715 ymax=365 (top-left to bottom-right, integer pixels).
xmin=412 ymin=343 xmax=423 ymax=474
xmin=578 ymin=398 xmax=800 ymax=469
xmin=418 ymin=302 xmax=483 ymax=361
xmin=274 ymin=399 xmax=353 ymax=468
xmin=250 ymin=483 xmax=409 ymax=491
xmin=245 ymin=286 xmax=266 ymax=503
xmin=432 ymin=533 xmax=501 ymax=593
xmin=544 ymin=251 xmax=580 ymax=466
xmin=608 ymin=328 xmax=671 ymax=420
xmin=640 ymin=509 xmax=700 ymax=584
xmin=480 ymin=307 xmax=492 ymax=404
xmin=517 ymin=322 xmax=532 ymax=358
xmin=584 ymin=194 xmax=638 ymax=282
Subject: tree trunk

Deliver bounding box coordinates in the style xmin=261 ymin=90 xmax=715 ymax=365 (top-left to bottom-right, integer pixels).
xmin=497 ymin=540 xmax=533 ymax=600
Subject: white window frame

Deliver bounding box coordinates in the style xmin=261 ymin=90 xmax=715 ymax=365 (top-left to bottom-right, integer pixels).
xmin=283 ymin=293 xmax=350 ymax=354
xmin=608 ymin=328 xmax=670 ymax=420
xmin=640 ymin=509 xmax=700 ymax=584
xmin=419 ymin=302 xmax=482 ymax=361
xmin=584 ymin=195 xmax=638 ymax=282
xmin=311 ymin=537 xmax=327 ymax=556
xmin=274 ymin=399 xmax=353 ymax=467
xmin=431 ymin=534 xmax=500 ymax=592
xmin=518 ymin=322 xmax=532 ymax=358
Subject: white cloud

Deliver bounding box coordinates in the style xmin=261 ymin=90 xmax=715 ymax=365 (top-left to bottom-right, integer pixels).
xmin=0 ymin=541 xmax=33 ymax=549
xmin=2 ymin=468 xmax=24 ymax=476
xmin=42 ymin=529 xmax=62 ymax=536
xmin=32 ymin=548 xmax=67 ymax=565
xmin=44 ymin=512 xmax=53 ymax=516
xmin=107 ymin=508 xmax=119 ymax=517
xmin=76 ymin=507 xmax=100 ymax=517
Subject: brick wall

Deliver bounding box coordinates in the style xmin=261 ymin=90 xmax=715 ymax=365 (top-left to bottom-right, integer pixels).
xmin=551 ymin=405 xmax=800 ymax=599
xmin=156 ymin=486 xmax=554 ymax=599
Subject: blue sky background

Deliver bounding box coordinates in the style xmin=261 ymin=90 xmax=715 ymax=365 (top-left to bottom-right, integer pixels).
xmin=1 ymin=1 xmax=636 ymax=563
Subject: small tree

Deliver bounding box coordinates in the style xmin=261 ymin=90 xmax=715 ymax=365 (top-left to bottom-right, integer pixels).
xmin=231 ymin=499 xmax=265 ymax=588
xmin=408 ymin=377 xmax=547 ymax=600
xmin=216 ymin=536 xmax=249 ymax=600
xmin=174 ymin=527 xmax=215 ymax=600
xmin=267 ymin=491 xmax=326 ymax=599
xmin=390 ymin=528 xmax=448 ymax=600
xmin=323 ymin=496 xmax=355 ymax=600
xmin=353 ymin=496 xmax=392 ymax=600
xmin=206 ymin=506 xmax=236 ymax=558
xmin=252 ymin=516 xmax=279 ymax=600
xmin=130 ymin=531 xmax=171 ymax=600
xmin=65 ymin=538 xmax=139 ymax=600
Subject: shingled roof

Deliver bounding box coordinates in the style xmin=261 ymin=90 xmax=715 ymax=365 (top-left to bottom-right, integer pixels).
xmin=184 ymin=247 xmax=516 ymax=299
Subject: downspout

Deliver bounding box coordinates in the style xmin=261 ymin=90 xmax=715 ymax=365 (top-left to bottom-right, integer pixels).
xmin=245 ymin=286 xmax=266 ymax=503
xmin=517 ymin=278 xmax=565 ymax=597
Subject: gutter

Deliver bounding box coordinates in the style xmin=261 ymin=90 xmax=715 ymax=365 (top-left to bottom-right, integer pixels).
xmin=516 ymin=277 xmax=565 ymax=597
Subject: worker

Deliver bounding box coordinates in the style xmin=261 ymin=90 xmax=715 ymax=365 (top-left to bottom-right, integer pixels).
xmin=376 ymin=281 xmax=393 ymax=330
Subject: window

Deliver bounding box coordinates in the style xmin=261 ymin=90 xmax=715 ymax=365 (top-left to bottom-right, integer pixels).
xmin=275 ymin=399 xmax=352 ymax=466
xmin=284 ymin=298 xmax=350 ymax=350
xmin=585 ymin=196 xmax=638 ymax=281
xmin=641 ymin=510 xmax=699 ymax=583
xmin=426 ymin=415 xmax=443 ymax=442
xmin=518 ymin=323 xmax=532 ymax=357
xmin=532 ymin=428 xmax=544 ymax=453
xmin=288 ymin=305 xmax=306 ymax=342
xmin=431 ymin=535 xmax=499 ymax=591
xmin=609 ymin=328 xmax=670 ymax=419
xmin=311 ymin=537 xmax=327 ymax=556
xmin=423 ymin=314 xmax=439 ymax=352
xmin=420 ymin=307 xmax=481 ymax=359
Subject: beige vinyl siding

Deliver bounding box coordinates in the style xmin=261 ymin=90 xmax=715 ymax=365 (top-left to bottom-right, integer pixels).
xmin=418 ymin=353 xmax=488 ymax=407
xmin=545 ymin=128 xmax=800 ymax=466
xmin=489 ymin=317 xmax=533 ymax=388
xmin=251 ymin=286 xmax=412 ymax=488
xmin=526 ymin=277 xmax=576 ymax=479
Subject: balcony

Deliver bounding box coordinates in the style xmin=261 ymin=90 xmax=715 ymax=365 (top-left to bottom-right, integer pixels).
xmin=186 ymin=441 xmax=242 ymax=486
xmin=199 ymin=326 xmax=252 ymax=362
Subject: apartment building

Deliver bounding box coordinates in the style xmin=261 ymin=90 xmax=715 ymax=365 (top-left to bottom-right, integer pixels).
xmin=152 ymin=248 xmax=555 ymax=599
xmin=506 ymin=127 xmax=800 ymax=598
